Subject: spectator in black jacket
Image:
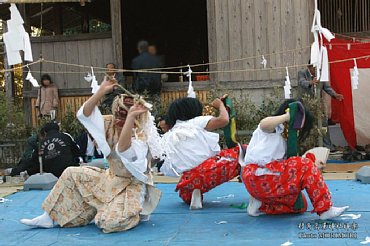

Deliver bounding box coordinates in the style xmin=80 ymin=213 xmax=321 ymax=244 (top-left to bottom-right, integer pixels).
xmin=26 ymin=122 xmax=83 ymax=177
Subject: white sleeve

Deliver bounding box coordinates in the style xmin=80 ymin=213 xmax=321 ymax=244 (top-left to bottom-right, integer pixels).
xmin=191 ymin=115 xmax=213 ymax=129
xmin=76 ymin=104 xmax=111 ymax=157
xmin=115 ymin=140 xmax=149 ymax=183
xmin=275 ymin=124 xmax=285 ymax=134
xmin=160 ymin=159 xmax=181 ymax=177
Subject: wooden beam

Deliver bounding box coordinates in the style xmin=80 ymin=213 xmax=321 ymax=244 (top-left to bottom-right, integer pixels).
xmin=110 ymin=0 xmax=123 ymax=69
xmin=30 ymin=32 xmax=112 ymax=43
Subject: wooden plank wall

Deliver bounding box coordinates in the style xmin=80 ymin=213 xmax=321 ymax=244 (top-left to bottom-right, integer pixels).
xmin=319 ymin=0 xmax=370 ymax=33
xmin=208 ymin=0 xmax=314 ymax=83
xmin=30 ymin=35 xmax=114 ymax=91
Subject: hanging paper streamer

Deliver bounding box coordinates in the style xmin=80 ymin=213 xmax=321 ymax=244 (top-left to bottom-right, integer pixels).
xmin=310 ymin=0 xmax=333 ymax=82
xmin=185 ymin=65 xmax=196 ymax=98
xmin=351 ymin=59 xmax=359 ymax=90
xmin=260 ymin=55 xmax=267 ymax=69
xmin=25 ymin=70 xmax=40 ymax=87
xmin=3 ymin=4 xmax=33 ymax=66
xmin=284 ymin=67 xmax=291 ymax=99
xmin=84 ymin=67 xmax=99 ymax=94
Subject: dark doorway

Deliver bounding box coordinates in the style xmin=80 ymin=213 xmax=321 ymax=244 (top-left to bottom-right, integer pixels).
xmin=122 ymin=0 xmax=209 ymax=82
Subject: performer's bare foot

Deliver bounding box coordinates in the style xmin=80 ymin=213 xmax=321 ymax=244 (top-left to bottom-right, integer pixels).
xmin=20 ymin=212 xmax=56 ymax=228
xmin=190 ymin=189 xmax=202 ymax=210
xmin=247 ymin=196 xmax=262 ymax=216
xmin=319 ymin=206 xmax=349 ymax=220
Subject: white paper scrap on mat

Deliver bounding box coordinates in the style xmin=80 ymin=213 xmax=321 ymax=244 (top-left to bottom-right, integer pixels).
xmin=281 ymin=241 xmax=293 ymax=246
xmin=361 ymin=237 xmax=370 ymax=245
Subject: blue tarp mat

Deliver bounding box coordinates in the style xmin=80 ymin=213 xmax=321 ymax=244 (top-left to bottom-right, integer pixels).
xmin=0 ymin=181 xmax=369 ymax=246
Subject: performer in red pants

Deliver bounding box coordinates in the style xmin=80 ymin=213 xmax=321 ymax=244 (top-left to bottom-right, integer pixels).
xmin=160 ymin=97 xmax=241 ymax=209
xmin=240 ymin=99 xmax=348 ymax=220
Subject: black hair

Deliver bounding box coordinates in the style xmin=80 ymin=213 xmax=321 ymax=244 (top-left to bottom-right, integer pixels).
xmin=106 ymin=63 xmax=117 ymax=68
xmin=274 ymin=99 xmax=314 ymax=142
xmin=167 ymin=97 xmax=203 ymax=127
xmin=41 ymin=121 xmax=59 ymax=134
xmin=40 ymin=74 xmax=53 ymax=86
xmin=157 ymin=115 xmax=169 ymax=123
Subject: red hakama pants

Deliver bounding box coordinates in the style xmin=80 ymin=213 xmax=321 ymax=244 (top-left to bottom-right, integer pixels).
xmin=241 ymin=155 xmax=332 ymax=215
xmin=175 ymin=146 xmax=241 ymax=204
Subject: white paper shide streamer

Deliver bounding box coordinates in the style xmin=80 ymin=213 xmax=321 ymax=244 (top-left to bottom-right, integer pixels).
xmin=84 ymin=67 xmax=100 ymax=94
xmin=26 ymin=70 xmax=40 ymax=87
xmin=310 ymin=0 xmax=334 ymax=82
xmin=185 ymin=65 xmax=196 ymax=98
xmin=351 ymin=59 xmax=359 ymax=90
xmin=3 ymin=4 xmax=33 ymax=66
xmin=284 ymin=67 xmax=291 ymax=99
xmin=260 ymin=55 xmax=267 ymax=69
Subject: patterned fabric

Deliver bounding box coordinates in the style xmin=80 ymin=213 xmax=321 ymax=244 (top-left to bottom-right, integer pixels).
xmin=42 ymin=113 xmax=161 ymax=233
xmin=175 ymin=146 xmax=241 ymax=204
xmin=241 ymin=156 xmax=332 ymax=215
xmin=42 ymin=166 xmax=144 ymax=233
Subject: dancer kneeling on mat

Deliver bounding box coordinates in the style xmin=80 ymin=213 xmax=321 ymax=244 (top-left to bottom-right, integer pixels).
xmin=160 ymin=97 xmax=241 ymax=209
xmin=240 ymin=99 xmax=348 ymax=219
xmin=20 ymin=77 xmax=162 ymax=233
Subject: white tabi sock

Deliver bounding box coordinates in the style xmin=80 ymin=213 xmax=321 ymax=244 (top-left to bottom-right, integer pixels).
xmin=140 ymin=214 xmax=151 ymax=222
xmin=319 ymin=206 xmax=349 ymax=220
xmin=20 ymin=211 xmax=57 ymax=228
xmin=247 ymin=196 xmax=262 ymax=217
xmin=190 ymin=189 xmax=202 ymax=210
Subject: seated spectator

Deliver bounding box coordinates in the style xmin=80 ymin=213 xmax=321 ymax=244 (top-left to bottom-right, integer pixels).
xmin=23 ymin=122 xmax=82 ymax=178
xmin=76 ymin=130 xmax=104 ymax=163
xmin=0 ymin=130 xmax=46 ymax=181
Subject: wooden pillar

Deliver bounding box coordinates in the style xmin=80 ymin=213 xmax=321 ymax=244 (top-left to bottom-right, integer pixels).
xmin=55 ymin=4 xmax=63 ymax=35
xmin=207 ymin=0 xmax=218 ymax=84
xmin=82 ymin=5 xmax=89 ymax=33
xmin=3 ymin=38 xmax=15 ymax=125
xmin=110 ymin=0 xmax=123 ymax=69
xmin=2 ymin=22 xmax=15 ymax=103
xmin=18 ymin=4 xmax=32 ymax=125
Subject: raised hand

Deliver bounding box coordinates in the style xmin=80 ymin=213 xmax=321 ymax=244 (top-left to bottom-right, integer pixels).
xmin=210 ymin=98 xmax=223 ymax=109
xmin=127 ymin=103 xmax=148 ymax=118
xmin=98 ymin=76 xmax=118 ymax=95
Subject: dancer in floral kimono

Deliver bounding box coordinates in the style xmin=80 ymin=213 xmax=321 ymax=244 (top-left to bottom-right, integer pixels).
xmin=241 ymin=99 xmax=348 ymax=219
xmin=160 ymin=97 xmax=240 ymax=209
xmin=21 ymin=77 xmax=162 ymax=233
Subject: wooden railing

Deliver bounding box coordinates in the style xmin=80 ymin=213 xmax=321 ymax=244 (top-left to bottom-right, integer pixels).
xmin=31 ymin=96 xmax=91 ymax=127
xmin=0 ymin=140 xmax=27 ymax=168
